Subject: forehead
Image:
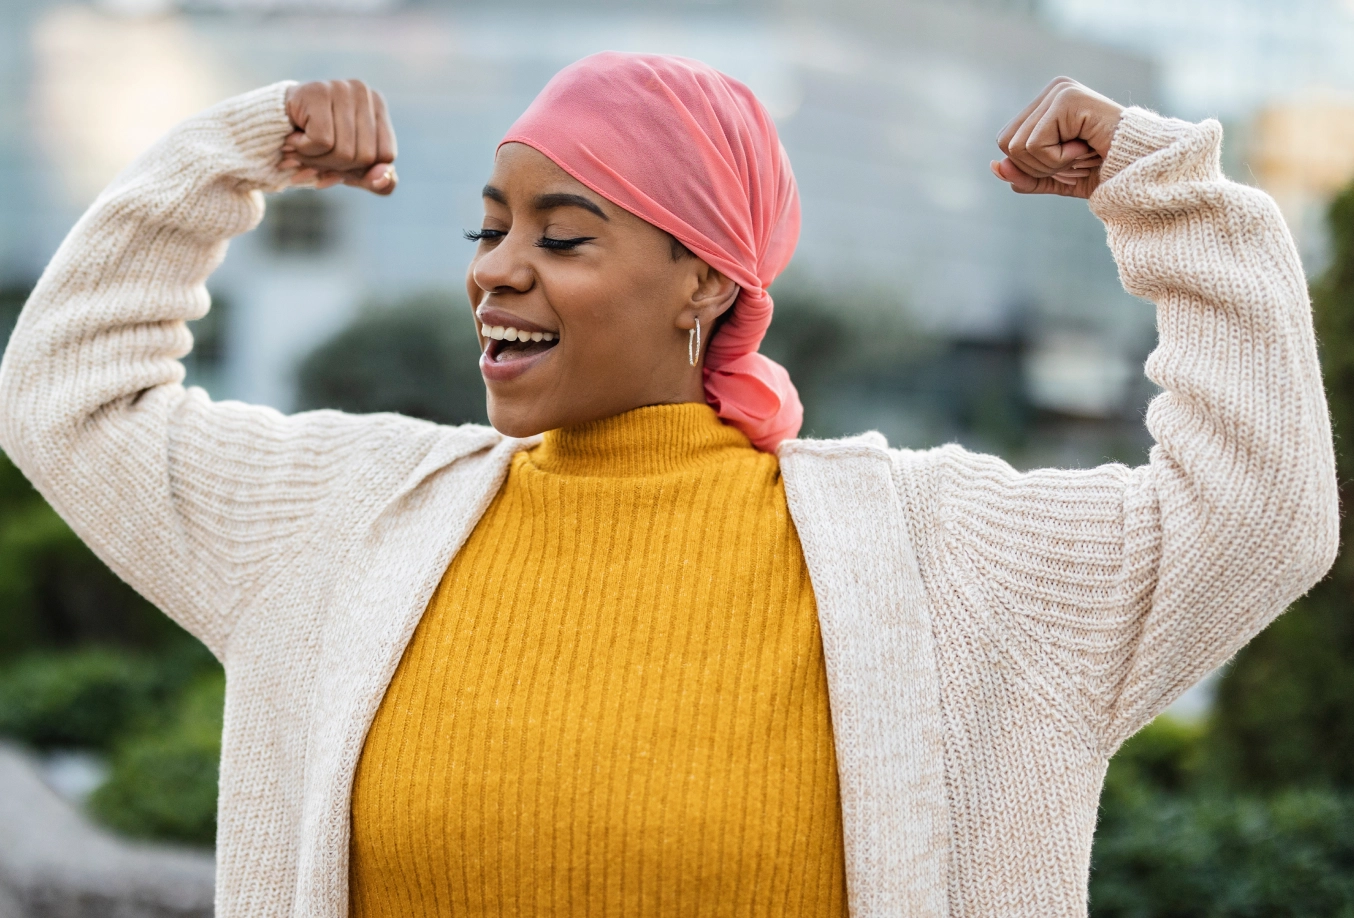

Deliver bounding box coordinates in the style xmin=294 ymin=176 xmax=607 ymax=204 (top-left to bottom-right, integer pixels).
xmin=489 ymin=142 xmax=592 ymax=196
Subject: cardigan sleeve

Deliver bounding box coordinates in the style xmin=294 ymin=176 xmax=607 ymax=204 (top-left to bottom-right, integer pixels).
xmin=0 ymin=83 xmax=445 ymax=659
xmin=900 ymin=108 xmax=1339 ymax=752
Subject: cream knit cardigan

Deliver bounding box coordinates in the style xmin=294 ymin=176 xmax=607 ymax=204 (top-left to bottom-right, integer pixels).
xmin=0 ymin=83 xmax=1339 ymax=918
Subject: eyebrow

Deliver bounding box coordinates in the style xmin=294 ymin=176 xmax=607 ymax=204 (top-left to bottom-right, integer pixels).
xmin=534 ymin=192 xmax=608 ymax=220
xmin=481 ymin=185 xmax=608 ymax=221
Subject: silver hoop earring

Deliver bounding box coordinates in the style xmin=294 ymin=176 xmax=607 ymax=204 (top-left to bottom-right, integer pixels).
xmin=688 ymin=316 xmax=701 ymax=367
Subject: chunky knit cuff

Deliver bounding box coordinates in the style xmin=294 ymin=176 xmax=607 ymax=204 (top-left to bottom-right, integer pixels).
xmin=170 ymin=80 xmax=299 ymax=194
xmin=214 ymin=80 xmax=299 ymax=188
xmin=1098 ymin=106 xmax=1202 ymax=185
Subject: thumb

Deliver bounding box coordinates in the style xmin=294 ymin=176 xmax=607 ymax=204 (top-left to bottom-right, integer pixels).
xmin=990 ymin=157 xmax=1039 ymax=193
xmin=343 ymin=161 xmax=398 ymax=196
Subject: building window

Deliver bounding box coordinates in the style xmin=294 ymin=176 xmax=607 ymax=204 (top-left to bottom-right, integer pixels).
xmin=267 ymin=189 xmax=335 ymax=255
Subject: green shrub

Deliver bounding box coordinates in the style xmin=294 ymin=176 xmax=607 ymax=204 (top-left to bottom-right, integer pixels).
xmin=0 ymin=648 xmax=158 ymax=749
xmin=1103 ymin=715 xmax=1208 ymax=805
xmin=1092 ymin=718 xmax=1354 ymax=916
xmin=88 ymin=668 xmax=224 ymax=847
xmin=1090 ymin=789 xmax=1354 ymax=917
xmin=0 ymin=641 xmax=219 ymax=751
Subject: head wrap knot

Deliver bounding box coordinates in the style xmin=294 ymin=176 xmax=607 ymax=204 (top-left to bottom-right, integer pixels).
xmin=500 ymin=51 xmax=804 ymax=451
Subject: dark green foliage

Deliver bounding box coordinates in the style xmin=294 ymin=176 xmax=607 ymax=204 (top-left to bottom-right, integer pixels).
xmin=1102 ymin=715 xmax=1207 ymax=804
xmin=295 ymin=292 xmax=489 ymax=425
xmin=1093 ymin=718 xmax=1354 ymax=916
xmin=89 ymin=668 xmax=224 ymax=847
xmin=1091 ymin=788 xmax=1354 ymax=918
xmin=1204 ymin=183 xmax=1354 ymax=791
xmin=0 ymin=642 xmax=223 ymax=843
xmin=0 ymin=649 xmax=157 ymax=748
xmin=0 ymin=641 xmax=217 ymax=750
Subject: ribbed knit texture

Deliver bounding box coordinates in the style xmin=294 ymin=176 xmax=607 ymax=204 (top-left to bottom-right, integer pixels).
xmin=0 ymin=82 xmax=1339 ymax=917
xmin=348 ymin=403 xmax=846 ymax=917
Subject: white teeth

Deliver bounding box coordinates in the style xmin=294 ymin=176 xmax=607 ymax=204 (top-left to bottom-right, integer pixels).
xmin=482 ymin=324 xmax=558 ymax=344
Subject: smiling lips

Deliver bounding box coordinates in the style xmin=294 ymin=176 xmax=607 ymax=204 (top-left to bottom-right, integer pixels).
xmin=478 ymin=322 xmax=560 ymax=381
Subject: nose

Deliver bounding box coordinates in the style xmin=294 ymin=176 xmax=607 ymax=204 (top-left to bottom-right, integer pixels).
xmin=470 ymin=230 xmax=535 ymax=298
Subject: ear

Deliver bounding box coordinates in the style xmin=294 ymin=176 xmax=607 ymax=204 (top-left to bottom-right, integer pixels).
xmin=681 ymin=262 xmax=739 ymax=330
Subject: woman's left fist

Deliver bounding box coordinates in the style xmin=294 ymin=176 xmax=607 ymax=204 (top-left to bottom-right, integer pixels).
xmin=991 ymin=77 xmax=1124 ymax=199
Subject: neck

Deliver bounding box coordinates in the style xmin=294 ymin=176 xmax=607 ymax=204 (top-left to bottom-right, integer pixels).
xmin=528 ymin=402 xmax=750 ymax=477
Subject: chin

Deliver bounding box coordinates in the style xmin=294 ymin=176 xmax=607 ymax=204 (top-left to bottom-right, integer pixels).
xmin=485 ymin=399 xmax=552 ymax=439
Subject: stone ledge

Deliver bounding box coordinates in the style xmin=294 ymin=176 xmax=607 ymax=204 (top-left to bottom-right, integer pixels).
xmin=0 ymin=742 xmax=214 ymax=918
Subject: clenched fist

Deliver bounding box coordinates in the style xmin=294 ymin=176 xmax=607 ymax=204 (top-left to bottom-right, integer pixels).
xmin=991 ymin=77 xmax=1124 ymax=199
xmin=281 ymin=79 xmax=398 ymax=195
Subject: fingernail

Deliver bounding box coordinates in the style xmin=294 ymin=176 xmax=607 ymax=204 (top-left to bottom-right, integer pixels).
xmin=379 ymin=166 xmax=397 ymax=187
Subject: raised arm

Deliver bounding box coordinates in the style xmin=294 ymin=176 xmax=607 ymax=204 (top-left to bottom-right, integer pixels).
xmin=0 ymin=81 xmax=435 ymax=658
xmin=901 ymin=81 xmax=1339 ymax=752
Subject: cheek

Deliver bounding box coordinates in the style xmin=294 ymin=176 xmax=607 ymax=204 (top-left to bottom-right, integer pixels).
xmin=543 ymin=260 xmax=664 ymax=349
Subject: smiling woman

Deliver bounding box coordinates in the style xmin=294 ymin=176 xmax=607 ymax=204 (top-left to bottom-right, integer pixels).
xmin=0 ymin=53 xmax=1339 ymax=918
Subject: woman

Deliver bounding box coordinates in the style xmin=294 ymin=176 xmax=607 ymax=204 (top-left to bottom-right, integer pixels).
xmin=0 ymin=52 xmax=1337 ymax=918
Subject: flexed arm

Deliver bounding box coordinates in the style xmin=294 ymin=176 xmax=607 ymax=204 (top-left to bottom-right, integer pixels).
xmin=0 ymin=81 xmax=413 ymax=657
xmin=905 ymin=80 xmax=1339 ymax=751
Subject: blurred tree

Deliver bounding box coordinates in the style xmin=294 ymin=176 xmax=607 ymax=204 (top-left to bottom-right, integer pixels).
xmin=0 ymin=649 xmax=157 ymax=749
xmin=1091 ymin=787 xmax=1354 ymax=917
xmin=89 ymin=666 xmax=224 ymax=846
xmin=1204 ymin=183 xmax=1354 ymax=791
xmin=295 ymin=292 xmax=489 ymax=425
xmin=0 ymin=641 xmax=217 ymax=751
xmin=1092 ymin=718 xmax=1354 ymax=916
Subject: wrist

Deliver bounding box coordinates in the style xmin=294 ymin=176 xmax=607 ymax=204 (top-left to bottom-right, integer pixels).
xmin=1091 ymin=102 xmax=1126 ymax=160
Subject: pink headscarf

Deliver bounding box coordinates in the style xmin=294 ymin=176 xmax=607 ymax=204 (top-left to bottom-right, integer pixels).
xmin=500 ymin=51 xmax=804 ymax=452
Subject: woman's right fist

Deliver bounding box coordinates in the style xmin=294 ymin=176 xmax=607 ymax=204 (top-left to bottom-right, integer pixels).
xmin=281 ymin=79 xmax=398 ymax=195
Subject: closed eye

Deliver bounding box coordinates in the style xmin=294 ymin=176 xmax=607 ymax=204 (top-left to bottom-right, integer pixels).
xmin=464 ymin=229 xmax=505 ymax=243
xmin=535 ymin=236 xmax=595 ymax=251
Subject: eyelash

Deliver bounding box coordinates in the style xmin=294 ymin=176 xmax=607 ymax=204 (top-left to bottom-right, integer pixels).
xmin=462 ymin=229 xmax=595 ymax=251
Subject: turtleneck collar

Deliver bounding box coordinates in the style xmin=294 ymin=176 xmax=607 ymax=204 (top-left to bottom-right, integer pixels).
xmin=527 ymin=402 xmax=754 ymax=478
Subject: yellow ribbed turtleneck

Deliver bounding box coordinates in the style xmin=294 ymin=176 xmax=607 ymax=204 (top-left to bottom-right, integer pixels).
xmin=349 ymin=403 xmax=847 ymax=917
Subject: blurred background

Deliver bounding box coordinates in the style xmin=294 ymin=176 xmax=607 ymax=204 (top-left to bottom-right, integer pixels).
xmin=1 ymin=0 xmax=1353 ymax=915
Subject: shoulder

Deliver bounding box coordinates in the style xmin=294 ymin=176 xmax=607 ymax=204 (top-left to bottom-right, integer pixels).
xmin=776 ymin=430 xmax=973 ymax=482
xmin=172 ymin=392 xmax=514 ymax=506
xmin=777 ymin=431 xmax=1134 ymax=526
xmin=775 ymin=432 xmax=968 ymax=532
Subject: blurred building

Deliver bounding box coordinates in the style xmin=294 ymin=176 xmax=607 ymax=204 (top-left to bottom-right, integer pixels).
xmin=1243 ymin=93 xmax=1354 ymax=270
xmin=1043 ymin=0 xmax=1354 ymax=270
xmin=1 ymin=0 xmax=1160 ymax=454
